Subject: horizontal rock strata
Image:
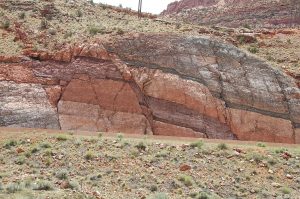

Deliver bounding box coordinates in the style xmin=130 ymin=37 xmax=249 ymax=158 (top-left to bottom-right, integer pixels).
xmin=0 ymin=33 xmax=299 ymax=143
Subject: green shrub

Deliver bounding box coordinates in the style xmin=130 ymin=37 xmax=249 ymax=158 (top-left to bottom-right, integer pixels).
xmin=190 ymin=140 xmax=204 ymax=149
xmin=40 ymin=18 xmax=48 ymax=29
xmin=6 ymin=182 xmax=22 ymax=193
xmin=85 ymin=151 xmax=96 ymax=160
xmin=217 ymin=143 xmax=228 ymax=150
xmin=15 ymin=156 xmax=26 ymax=165
xmin=40 ymin=142 xmax=51 ymax=148
xmin=2 ymin=20 xmax=10 ymax=29
xmin=280 ymin=186 xmax=292 ymax=194
xmin=64 ymin=31 xmax=73 ymax=39
xmin=147 ymin=192 xmax=168 ymax=199
xmin=3 ymin=140 xmax=17 ymax=149
xmin=248 ymin=46 xmax=259 ymax=54
xmin=257 ymin=142 xmax=266 ymax=147
xmin=178 ymin=175 xmax=193 ymax=187
xmin=32 ymin=180 xmax=53 ymax=191
xmin=135 ymin=141 xmax=146 ymax=151
xmin=76 ymin=9 xmax=83 ymax=17
xmin=19 ymin=12 xmax=26 ymax=19
xmin=56 ymin=169 xmax=68 ymax=180
xmin=56 ymin=134 xmax=68 ymax=141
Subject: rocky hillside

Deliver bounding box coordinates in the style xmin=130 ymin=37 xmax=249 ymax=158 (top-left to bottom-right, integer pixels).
xmin=162 ymin=0 xmax=300 ymax=28
xmin=0 ymin=0 xmax=299 ymax=143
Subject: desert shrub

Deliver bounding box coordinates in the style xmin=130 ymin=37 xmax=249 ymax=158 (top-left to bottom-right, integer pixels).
xmin=85 ymin=151 xmax=96 ymax=160
xmin=178 ymin=175 xmax=193 ymax=187
xmin=116 ymin=28 xmax=124 ymax=35
xmin=40 ymin=18 xmax=48 ymax=29
xmin=19 ymin=12 xmax=26 ymax=19
xmin=190 ymin=140 xmax=204 ymax=149
xmin=149 ymin=184 xmax=158 ymax=192
xmin=248 ymin=46 xmax=259 ymax=54
xmin=64 ymin=180 xmax=79 ymax=190
xmin=32 ymin=180 xmax=53 ymax=190
xmin=147 ymin=192 xmax=168 ymax=199
xmin=88 ymin=25 xmax=105 ymax=35
xmin=76 ymin=9 xmax=83 ymax=17
xmin=280 ymin=186 xmax=292 ymax=194
xmin=30 ymin=147 xmax=39 ymax=154
xmin=3 ymin=140 xmax=17 ymax=149
xmin=217 ymin=143 xmax=228 ymax=150
xmin=15 ymin=156 xmax=26 ymax=165
xmin=2 ymin=20 xmax=10 ymax=29
xmin=257 ymin=142 xmax=266 ymax=147
xmin=243 ymin=24 xmax=251 ymax=29
xmin=89 ymin=0 xmax=95 ymax=5
xmin=40 ymin=142 xmax=51 ymax=148
xmin=6 ymin=182 xmax=22 ymax=193
xmin=116 ymin=133 xmax=124 ymax=142
xmin=56 ymin=169 xmax=68 ymax=180
xmin=64 ymin=31 xmax=73 ymax=39
xmin=56 ymin=134 xmax=68 ymax=141
xmin=135 ymin=141 xmax=146 ymax=151
xmin=246 ymin=152 xmax=265 ymax=163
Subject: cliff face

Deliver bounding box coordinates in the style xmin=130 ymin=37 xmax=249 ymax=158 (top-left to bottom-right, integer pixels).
xmin=162 ymin=0 xmax=300 ymax=28
xmin=0 ymin=33 xmax=299 ymax=143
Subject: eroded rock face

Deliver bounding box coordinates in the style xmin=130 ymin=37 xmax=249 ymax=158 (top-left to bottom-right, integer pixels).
xmin=0 ymin=33 xmax=299 ymax=143
xmin=162 ymin=0 xmax=300 ymax=28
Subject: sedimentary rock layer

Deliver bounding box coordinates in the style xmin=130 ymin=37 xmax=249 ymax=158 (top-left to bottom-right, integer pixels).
xmin=0 ymin=33 xmax=299 ymax=143
xmin=162 ymin=0 xmax=300 ymax=28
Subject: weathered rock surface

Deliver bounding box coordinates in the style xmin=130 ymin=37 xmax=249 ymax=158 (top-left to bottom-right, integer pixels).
xmin=162 ymin=0 xmax=300 ymax=28
xmin=0 ymin=33 xmax=299 ymax=143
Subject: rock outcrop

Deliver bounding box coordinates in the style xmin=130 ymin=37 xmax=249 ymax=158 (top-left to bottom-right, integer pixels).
xmin=162 ymin=0 xmax=300 ymax=28
xmin=0 ymin=33 xmax=299 ymax=143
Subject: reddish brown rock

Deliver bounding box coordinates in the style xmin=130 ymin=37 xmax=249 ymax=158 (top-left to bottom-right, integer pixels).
xmin=45 ymin=86 xmax=62 ymax=107
xmin=153 ymin=121 xmax=205 ymax=138
xmin=179 ymin=164 xmax=192 ymax=171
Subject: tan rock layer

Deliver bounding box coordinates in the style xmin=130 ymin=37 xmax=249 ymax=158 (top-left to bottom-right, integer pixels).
xmin=0 ymin=34 xmax=299 ymax=143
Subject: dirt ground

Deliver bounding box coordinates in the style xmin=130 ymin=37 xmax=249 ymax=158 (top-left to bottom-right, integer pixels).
xmin=0 ymin=127 xmax=299 ymax=199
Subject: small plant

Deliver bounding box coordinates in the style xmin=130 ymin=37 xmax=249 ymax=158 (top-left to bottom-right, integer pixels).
xmin=85 ymin=151 xmax=96 ymax=160
xmin=63 ymin=31 xmax=73 ymax=39
xmin=56 ymin=169 xmax=68 ymax=180
xmin=88 ymin=25 xmax=105 ymax=36
xmin=64 ymin=180 xmax=79 ymax=190
xmin=32 ymin=180 xmax=54 ymax=191
xmin=257 ymin=142 xmax=266 ymax=147
xmin=116 ymin=28 xmax=124 ymax=35
xmin=280 ymin=186 xmax=291 ymax=194
xmin=178 ymin=175 xmax=193 ymax=187
xmin=197 ymin=192 xmax=210 ymax=199
xmin=149 ymin=184 xmax=158 ymax=192
xmin=40 ymin=18 xmax=48 ymax=29
xmin=76 ymin=9 xmax=83 ymax=17
xmin=89 ymin=0 xmax=95 ymax=5
xmin=6 ymin=182 xmax=22 ymax=193
xmin=147 ymin=192 xmax=168 ymax=199
xmin=116 ymin=133 xmax=124 ymax=142
xmin=40 ymin=142 xmax=51 ymax=148
xmin=190 ymin=140 xmax=204 ymax=149
xmin=287 ymin=39 xmax=292 ymax=44
xmin=217 ymin=143 xmax=228 ymax=150
xmin=246 ymin=152 xmax=265 ymax=163
xmin=135 ymin=141 xmax=146 ymax=151
xmin=15 ymin=156 xmax=26 ymax=165
xmin=243 ymin=24 xmax=251 ymax=29
xmin=3 ymin=140 xmax=17 ymax=149
xmin=30 ymin=147 xmax=39 ymax=154
xmin=2 ymin=20 xmax=10 ymax=29
xmin=248 ymin=46 xmax=259 ymax=54
xmin=19 ymin=12 xmax=26 ymax=19
xmin=56 ymin=134 xmax=68 ymax=141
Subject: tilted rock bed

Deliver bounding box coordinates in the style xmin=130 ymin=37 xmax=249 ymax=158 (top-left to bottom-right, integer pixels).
xmin=0 ymin=33 xmax=299 ymax=143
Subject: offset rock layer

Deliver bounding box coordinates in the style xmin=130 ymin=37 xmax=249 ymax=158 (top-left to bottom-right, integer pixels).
xmin=0 ymin=33 xmax=299 ymax=143
xmin=162 ymin=0 xmax=300 ymax=28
